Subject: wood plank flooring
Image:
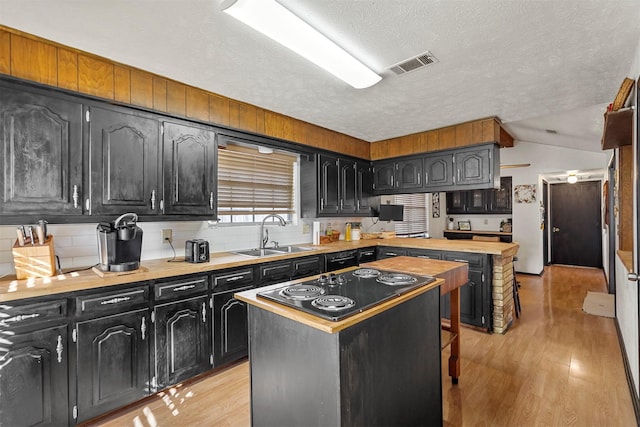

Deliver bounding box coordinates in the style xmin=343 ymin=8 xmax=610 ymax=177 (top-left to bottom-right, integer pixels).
xmin=86 ymin=265 xmax=636 ymax=427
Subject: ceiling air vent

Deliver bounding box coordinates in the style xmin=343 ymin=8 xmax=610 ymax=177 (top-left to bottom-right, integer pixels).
xmin=388 ymin=51 xmax=438 ymax=76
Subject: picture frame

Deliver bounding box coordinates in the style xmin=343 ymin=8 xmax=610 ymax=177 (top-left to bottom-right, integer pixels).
xmin=458 ymin=220 xmax=471 ymax=231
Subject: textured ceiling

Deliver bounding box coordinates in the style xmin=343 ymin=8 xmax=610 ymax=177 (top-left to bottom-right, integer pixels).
xmin=1 ymin=0 xmax=638 ymax=153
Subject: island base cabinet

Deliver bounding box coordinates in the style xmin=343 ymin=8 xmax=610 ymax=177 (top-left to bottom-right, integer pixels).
xmin=75 ymin=309 xmax=150 ymax=423
xmin=248 ymin=288 xmax=442 ymax=427
xmin=153 ymin=296 xmax=211 ymax=390
xmin=0 ymin=325 xmax=68 ymax=427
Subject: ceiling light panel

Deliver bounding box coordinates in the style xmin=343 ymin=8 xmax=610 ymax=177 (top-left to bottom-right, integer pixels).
xmin=221 ymin=0 xmax=381 ymax=89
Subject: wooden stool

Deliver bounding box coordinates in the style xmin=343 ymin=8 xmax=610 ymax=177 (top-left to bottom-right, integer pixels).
xmin=513 ymin=256 xmax=521 ymax=318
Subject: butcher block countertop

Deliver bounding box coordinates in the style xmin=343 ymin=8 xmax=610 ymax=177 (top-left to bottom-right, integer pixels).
xmin=0 ymin=237 xmax=517 ymax=303
xmin=235 ymin=271 xmax=444 ymax=334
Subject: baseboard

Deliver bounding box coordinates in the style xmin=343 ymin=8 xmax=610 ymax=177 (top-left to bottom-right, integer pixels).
xmin=615 ymin=318 xmax=640 ymax=425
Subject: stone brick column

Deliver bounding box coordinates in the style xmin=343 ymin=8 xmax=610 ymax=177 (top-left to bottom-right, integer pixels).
xmin=492 ymin=254 xmax=514 ymax=333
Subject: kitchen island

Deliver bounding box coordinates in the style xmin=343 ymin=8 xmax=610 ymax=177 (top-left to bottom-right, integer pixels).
xmin=236 ymin=259 xmax=468 ymax=427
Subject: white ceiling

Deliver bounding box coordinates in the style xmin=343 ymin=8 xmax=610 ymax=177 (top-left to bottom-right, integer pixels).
xmin=1 ymin=0 xmax=638 ymax=153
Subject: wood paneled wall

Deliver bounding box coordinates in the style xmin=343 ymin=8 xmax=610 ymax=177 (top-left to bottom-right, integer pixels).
xmin=618 ymin=144 xmax=633 ymax=252
xmin=0 ymin=25 xmax=514 ymax=162
xmin=0 ymin=26 xmax=370 ymax=159
xmin=370 ymin=117 xmax=514 ymax=160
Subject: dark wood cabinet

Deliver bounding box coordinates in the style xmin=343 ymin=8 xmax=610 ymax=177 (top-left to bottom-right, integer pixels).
xmin=454 ymin=146 xmax=493 ymax=186
xmin=211 ymin=268 xmax=255 ymax=366
xmin=0 ymin=82 xmax=84 ymax=216
xmin=75 ymin=307 xmax=150 ymax=422
xmin=339 ymin=158 xmax=357 ymax=214
xmin=259 ymin=260 xmax=293 ymax=286
xmin=355 ymin=161 xmax=374 ymax=215
xmin=162 ymin=121 xmax=217 ymax=215
xmin=446 ymin=176 xmax=512 ymax=214
xmin=0 ymin=323 xmax=68 ymax=427
xmin=318 ymin=154 xmax=340 ymax=215
xmin=291 ymin=256 xmax=322 ymax=279
xmin=397 ymin=158 xmax=423 ymax=190
xmin=357 ymin=247 xmax=377 ymax=264
xmin=441 ymin=252 xmax=490 ymax=329
xmin=90 ymin=106 xmax=161 ymax=215
xmin=423 ymin=153 xmax=454 ymax=188
xmin=372 ymin=161 xmax=396 ymax=192
xmin=377 ymin=246 xmax=408 ymax=259
xmin=153 ymin=275 xmax=211 ymax=390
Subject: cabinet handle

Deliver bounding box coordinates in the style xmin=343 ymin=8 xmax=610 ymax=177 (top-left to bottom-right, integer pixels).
xmin=391 ymin=176 xmax=394 ymax=187
xmin=209 ymin=192 xmax=215 ymax=210
xmin=320 ymin=197 xmax=325 ymax=210
xmin=3 ymin=313 xmax=40 ymax=324
xmin=56 ymin=335 xmax=63 ymax=363
xmin=72 ymin=185 xmax=79 ymax=208
xmin=173 ymin=284 xmax=196 ymax=292
xmin=425 ymin=171 xmax=429 ymax=184
xmin=340 ymin=199 xmax=344 ymax=210
xmin=85 ymin=198 xmax=90 ymax=211
xmin=100 ymin=296 xmax=131 ymax=305
xmin=151 ymin=190 xmax=156 ymax=210
xmin=141 ymin=316 xmax=146 ymax=341
xmin=202 ymin=302 xmax=207 ymax=323
xmin=457 ymin=170 xmax=461 ymax=183
xmin=417 ymin=173 xmax=421 ymax=185
xmin=356 ymin=200 xmax=360 ymax=210
xmin=387 ymin=252 xmax=398 ymax=256
xmin=453 ymin=259 xmax=469 ymax=264
xmin=226 ymin=275 xmax=245 ymax=282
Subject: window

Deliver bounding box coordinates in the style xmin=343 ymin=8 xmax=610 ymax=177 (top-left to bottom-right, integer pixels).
xmin=217 ymin=144 xmax=298 ymax=223
xmin=393 ymin=193 xmax=429 ymax=235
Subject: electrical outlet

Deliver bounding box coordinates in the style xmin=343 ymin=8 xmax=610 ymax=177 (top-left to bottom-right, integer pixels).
xmin=302 ymin=224 xmax=310 ymax=234
xmin=483 ymin=219 xmax=488 ymax=225
xmin=162 ymin=229 xmax=173 ymax=244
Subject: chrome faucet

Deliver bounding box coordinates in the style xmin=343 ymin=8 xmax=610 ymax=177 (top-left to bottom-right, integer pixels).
xmin=260 ymin=214 xmax=287 ymax=249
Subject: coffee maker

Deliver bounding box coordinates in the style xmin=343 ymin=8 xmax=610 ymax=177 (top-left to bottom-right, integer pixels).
xmin=97 ymin=213 xmax=143 ymax=272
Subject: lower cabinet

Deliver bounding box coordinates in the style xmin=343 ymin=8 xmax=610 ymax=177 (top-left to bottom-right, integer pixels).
xmin=377 ymin=246 xmax=408 ymax=259
xmin=0 ymin=324 xmax=69 ymax=427
xmin=75 ymin=308 xmax=150 ymax=423
xmin=211 ymin=268 xmax=256 ymax=366
xmin=74 ymin=285 xmax=150 ymax=423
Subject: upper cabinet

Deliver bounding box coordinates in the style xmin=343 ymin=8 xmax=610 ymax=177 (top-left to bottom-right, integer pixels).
xmin=0 ymin=82 xmax=85 ymax=216
xmin=373 ymin=143 xmax=500 ymax=195
xmin=162 ymin=122 xmax=217 ymax=215
xmin=446 ymin=176 xmax=512 ymax=215
xmin=89 ymin=106 xmax=161 ymax=215
xmin=301 ymin=154 xmax=374 ymax=217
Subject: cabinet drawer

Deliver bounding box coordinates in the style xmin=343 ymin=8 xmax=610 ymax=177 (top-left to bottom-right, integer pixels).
xmin=357 ymin=247 xmax=377 ymax=263
xmin=292 ymin=256 xmax=322 ymax=279
xmin=442 ymin=252 xmax=486 ymax=268
xmin=259 ymin=261 xmax=292 ymax=285
xmin=154 ymin=276 xmax=209 ymax=301
xmin=407 ymin=249 xmax=442 ymax=260
xmin=0 ymin=299 xmax=67 ymax=329
xmin=75 ymin=286 xmax=148 ymax=316
xmin=212 ymin=269 xmax=255 ymax=292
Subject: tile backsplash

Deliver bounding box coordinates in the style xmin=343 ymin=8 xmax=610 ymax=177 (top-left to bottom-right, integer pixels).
xmin=0 ymin=217 xmax=386 ymax=278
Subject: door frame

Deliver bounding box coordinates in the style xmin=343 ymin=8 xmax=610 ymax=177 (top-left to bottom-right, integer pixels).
xmin=608 ymin=154 xmax=617 ymax=293
xmin=542 ymin=179 xmax=550 ymax=266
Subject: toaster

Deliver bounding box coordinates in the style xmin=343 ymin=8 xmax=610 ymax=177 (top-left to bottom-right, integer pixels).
xmin=185 ymin=239 xmax=210 ymax=263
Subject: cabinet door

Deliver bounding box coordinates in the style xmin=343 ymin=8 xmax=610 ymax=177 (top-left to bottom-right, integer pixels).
xmin=75 ymin=309 xmax=150 ymax=423
xmin=466 ymin=189 xmax=489 ymax=213
xmin=90 ymin=106 xmax=160 ymax=215
xmin=397 ymin=158 xmax=422 ymax=190
xmin=454 ymin=147 xmax=491 ymax=186
xmin=154 ymin=296 xmax=210 ymax=389
xmin=0 ymin=84 xmax=84 ymax=215
xmin=213 ymin=288 xmax=250 ymax=365
xmin=376 ymin=247 xmax=408 ymax=259
xmin=424 ymin=154 xmax=454 ymax=188
xmin=490 ymin=176 xmax=512 ymax=213
xmin=162 ymin=122 xmax=217 ymax=215
xmin=339 ymin=159 xmax=357 ymax=214
xmin=373 ymin=161 xmax=396 ymax=192
xmin=318 ymin=154 xmax=339 ymax=215
xmin=442 ymin=253 xmax=487 ymax=328
xmin=446 ymin=191 xmax=468 ymax=214
xmin=0 ymin=325 xmax=68 ymax=427
xmin=355 ymin=161 xmax=374 ymax=215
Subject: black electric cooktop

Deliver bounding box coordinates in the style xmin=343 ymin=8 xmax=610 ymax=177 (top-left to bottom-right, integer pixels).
xmin=257 ymin=268 xmax=436 ymax=321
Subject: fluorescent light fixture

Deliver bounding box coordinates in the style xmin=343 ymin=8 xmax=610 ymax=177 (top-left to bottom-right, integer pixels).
xmin=567 ymin=174 xmax=578 ymax=184
xmin=221 ymin=0 xmax=382 ymax=89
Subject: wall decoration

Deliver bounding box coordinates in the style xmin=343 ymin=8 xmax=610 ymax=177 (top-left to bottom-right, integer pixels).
xmin=514 ymin=184 xmax=536 ymax=203
xmin=432 ymin=193 xmax=440 ymax=218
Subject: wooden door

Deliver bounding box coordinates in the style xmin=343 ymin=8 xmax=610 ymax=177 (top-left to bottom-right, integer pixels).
xmin=397 ymin=158 xmax=423 ymax=190
xmin=355 ymin=161 xmax=374 ymax=215
xmin=550 ymin=181 xmax=602 ymax=267
xmin=318 ymin=154 xmax=339 ymax=215
xmin=424 ymin=154 xmax=454 ymax=189
xmin=0 ymin=325 xmax=68 ymax=427
xmin=339 ymin=159 xmax=357 ymax=214
xmin=154 ymin=296 xmax=210 ymax=389
xmin=0 ymin=84 xmax=84 ymax=215
xmin=75 ymin=309 xmax=150 ymax=423
xmin=162 ymin=121 xmax=217 ymax=215
xmin=90 ymin=106 xmax=160 ymax=215
xmin=213 ymin=288 xmax=250 ymax=365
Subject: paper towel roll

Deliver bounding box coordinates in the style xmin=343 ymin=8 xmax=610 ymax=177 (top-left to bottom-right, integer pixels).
xmin=312 ymin=221 xmax=321 ymax=245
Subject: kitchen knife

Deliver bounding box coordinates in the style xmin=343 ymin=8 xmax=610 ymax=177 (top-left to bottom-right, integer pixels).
xmin=16 ymin=227 xmax=25 ymax=246
xmin=28 ymin=226 xmax=35 ymax=245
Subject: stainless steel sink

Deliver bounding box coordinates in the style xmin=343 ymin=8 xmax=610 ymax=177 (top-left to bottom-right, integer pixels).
xmin=233 ymin=248 xmax=283 ymax=257
xmin=271 ymin=245 xmax=313 ymax=253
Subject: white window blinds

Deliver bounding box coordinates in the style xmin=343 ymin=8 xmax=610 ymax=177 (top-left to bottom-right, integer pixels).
xmin=217 ymin=144 xmax=297 ymax=217
xmin=394 ymin=193 xmax=429 ymax=235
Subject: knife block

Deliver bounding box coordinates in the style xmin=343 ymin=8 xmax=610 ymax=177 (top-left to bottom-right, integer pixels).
xmin=12 ymin=236 xmax=57 ymax=279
